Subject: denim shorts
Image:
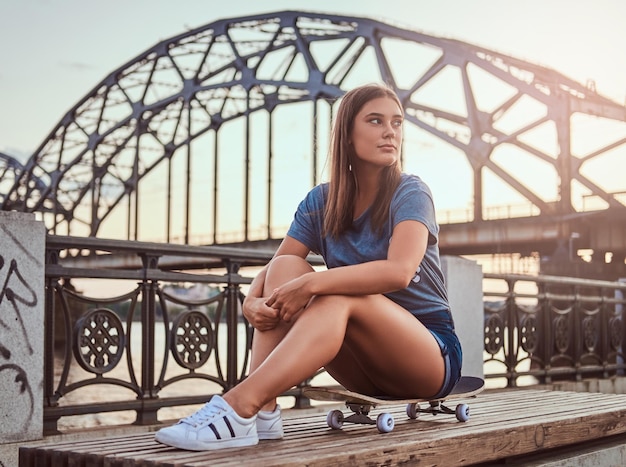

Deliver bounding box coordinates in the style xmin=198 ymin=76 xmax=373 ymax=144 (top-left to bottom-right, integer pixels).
xmin=417 ymin=310 xmax=463 ymax=399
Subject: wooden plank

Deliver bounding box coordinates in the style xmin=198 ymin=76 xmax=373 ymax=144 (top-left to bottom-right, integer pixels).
xmin=19 ymin=390 xmax=626 ymax=467
xmin=32 ymin=433 xmax=158 ymax=467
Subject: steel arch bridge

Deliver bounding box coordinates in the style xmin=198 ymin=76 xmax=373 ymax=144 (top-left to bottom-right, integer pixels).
xmin=2 ymin=10 xmax=626 ymax=260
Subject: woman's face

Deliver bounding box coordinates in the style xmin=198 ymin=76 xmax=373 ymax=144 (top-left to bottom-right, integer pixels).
xmin=350 ymin=96 xmax=403 ymax=170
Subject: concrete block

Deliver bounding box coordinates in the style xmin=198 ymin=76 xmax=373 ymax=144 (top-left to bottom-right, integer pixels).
xmin=586 ymin=379 xmax=600 ymax=393
xmin=555 ymin=381 xmax=576 ymax=392
xmin=0 ymin=211 xmax=46 ymax=450
xmin=516 ymin=437 xmax=626 ymax=466
xmin=598 ymin=378 xmax=615 ymax=394
xmin=614 ymin=377 xmax=626 ymax=394
xmin=441 ymin=255 xmax=484 ymax=379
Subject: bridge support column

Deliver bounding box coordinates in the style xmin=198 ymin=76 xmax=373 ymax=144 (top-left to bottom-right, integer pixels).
xmin=441 ymin=255 xmax=484 ymax=379
xmin=0 ymin=212 xmax=46 ymax=467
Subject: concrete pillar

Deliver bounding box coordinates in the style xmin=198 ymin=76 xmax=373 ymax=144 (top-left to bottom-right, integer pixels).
xmin=0 ymin=211 xmax=46 ymax=466
xmin=441 ymin=255 xmax=484 ymax=379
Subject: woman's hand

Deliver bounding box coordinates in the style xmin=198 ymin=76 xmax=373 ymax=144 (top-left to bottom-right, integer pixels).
xmin=265 ymin=275 xmax=313 ymax=323
xmin=242 ymin=296 xmax=280 ymax=331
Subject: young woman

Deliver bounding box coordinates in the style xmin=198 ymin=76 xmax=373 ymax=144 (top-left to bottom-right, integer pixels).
xmin=155 ymin=83 xmax=462 ymax=451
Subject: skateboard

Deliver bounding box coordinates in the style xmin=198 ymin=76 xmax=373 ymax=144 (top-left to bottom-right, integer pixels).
xmin=302 ymin=375 xmax=485 ymax=433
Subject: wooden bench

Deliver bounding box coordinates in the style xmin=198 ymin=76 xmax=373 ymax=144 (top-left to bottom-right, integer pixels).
xmin=19 ymin=388 xmax=626 ymax=466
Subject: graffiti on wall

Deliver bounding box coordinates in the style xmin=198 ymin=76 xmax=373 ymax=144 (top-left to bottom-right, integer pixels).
xmin=0 ymin=223 xmax=38 ymax=441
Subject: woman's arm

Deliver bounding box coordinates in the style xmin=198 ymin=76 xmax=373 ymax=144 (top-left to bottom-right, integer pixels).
xmin=266 ymin=220 xmax=429 ymax=322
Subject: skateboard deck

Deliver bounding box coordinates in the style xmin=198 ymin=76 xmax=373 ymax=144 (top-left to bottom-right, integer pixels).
xmin=303 ymin=376 xmax=484 ymax=433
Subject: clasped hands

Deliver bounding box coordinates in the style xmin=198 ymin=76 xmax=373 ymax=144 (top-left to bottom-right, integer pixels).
xmin=243 ymin=277 xmax=311 ymax=331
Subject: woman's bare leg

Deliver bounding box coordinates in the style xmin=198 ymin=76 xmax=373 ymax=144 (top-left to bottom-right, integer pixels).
xmin=323 ymin=300 xmax=444 ymax=397
xmin=247 ymin=256 xmax=314 ymax=411
xmin=225 ymin=256 xmax=445 ymax=417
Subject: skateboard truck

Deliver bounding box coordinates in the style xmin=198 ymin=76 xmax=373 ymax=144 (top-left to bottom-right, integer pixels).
xmin=408 ymin=400 xmax=470 ymax=419
xmin=328 ymin=403 xmax=396 ymax=433
xmin=344 ymin=403 xmax=376 ymax=425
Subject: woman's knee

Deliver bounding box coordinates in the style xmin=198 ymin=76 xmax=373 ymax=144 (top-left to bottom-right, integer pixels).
xmin=268 ymin=255 xmax=312 ymax=274
xmin=264 ymin=255 xmax=314 ymax=293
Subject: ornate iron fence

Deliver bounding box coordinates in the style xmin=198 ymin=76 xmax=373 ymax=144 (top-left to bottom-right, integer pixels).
xmin=44 ymin=235 xmax=626 ymax=433
xmin=44 ymin=235 xmax=290 ymax=434
xmin=483 ymin=273 xmax=626 ymax=387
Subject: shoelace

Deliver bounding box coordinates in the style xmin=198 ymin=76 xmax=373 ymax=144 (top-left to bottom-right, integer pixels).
xmin=181 ymin=402 xmax=225 ymax=427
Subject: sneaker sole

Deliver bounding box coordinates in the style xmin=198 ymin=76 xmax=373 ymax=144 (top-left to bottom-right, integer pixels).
xmin=155 ymin=431 xmax=259 ymax=451
xmin=258 ymin=431 xmax=284 ymax=440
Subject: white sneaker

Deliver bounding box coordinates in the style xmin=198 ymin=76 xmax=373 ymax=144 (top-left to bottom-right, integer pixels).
xmin=155 ymin=395 xmax=258 ymax=451
xmin=257 ymin=404 xmax=283 ymax=440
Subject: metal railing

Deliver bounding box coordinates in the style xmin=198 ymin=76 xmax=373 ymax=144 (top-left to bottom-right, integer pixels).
xmin=483 ymin=273 xmax=626 ymax=387
xmin=44 ymin=235 xmax=626 ymax=433
xmin=44 ymin=235 xmax=287 ymax=434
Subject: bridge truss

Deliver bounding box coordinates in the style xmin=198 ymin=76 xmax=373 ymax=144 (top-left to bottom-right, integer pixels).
xmin=1 ymin=11 xmax=625 ymax=264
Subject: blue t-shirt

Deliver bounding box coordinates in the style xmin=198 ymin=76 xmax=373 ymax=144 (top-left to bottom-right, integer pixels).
xmin=286 ymin=173 xmax=451 ymax=318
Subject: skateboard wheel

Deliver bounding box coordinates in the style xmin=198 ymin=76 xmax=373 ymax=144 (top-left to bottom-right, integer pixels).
xmin=376 ymin=412 xmax=394 ymax=433
xmin=406 ymin=403 xmax=420 ymax=419
xmin=326 ymin=409 xmax=344 ymax=430
xmin=455 ymin=403 xmax=470 ymax=422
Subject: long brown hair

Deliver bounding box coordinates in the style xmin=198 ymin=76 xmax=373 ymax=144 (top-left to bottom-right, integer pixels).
xmin=323 ymin=84 xmax=403 ymax=238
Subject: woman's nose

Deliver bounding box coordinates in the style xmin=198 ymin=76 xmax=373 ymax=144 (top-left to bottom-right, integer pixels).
xmin=383 ymin=122 xmax=396 ymax=137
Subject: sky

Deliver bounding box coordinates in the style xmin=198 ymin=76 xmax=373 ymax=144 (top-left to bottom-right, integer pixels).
xmin=1 ymin=0 xmax=625 ymax=161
